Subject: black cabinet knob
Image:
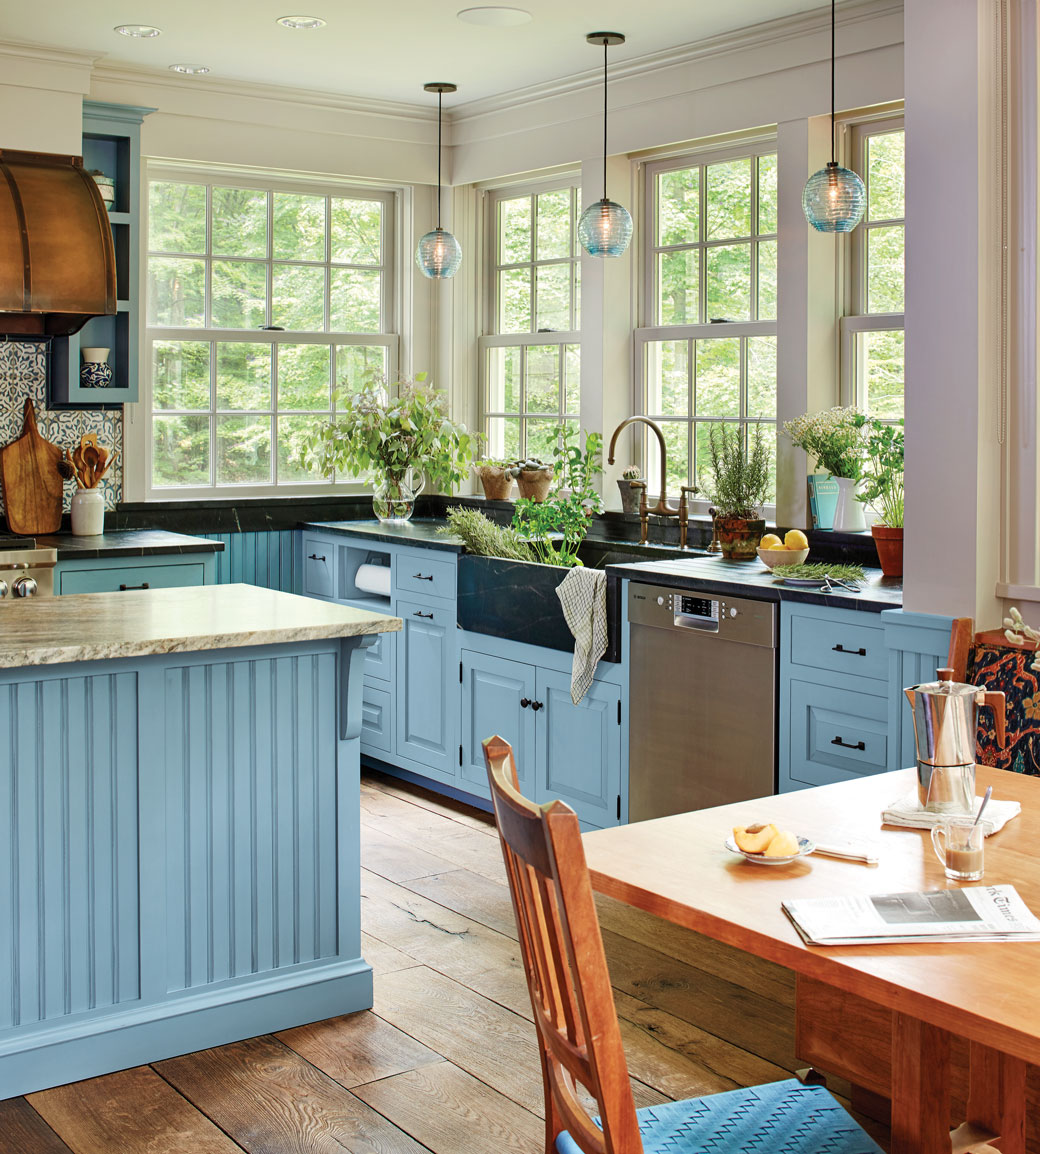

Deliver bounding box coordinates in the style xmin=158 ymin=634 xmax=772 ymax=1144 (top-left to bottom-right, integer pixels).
xmin=520 ymin=697 xmax=531 ymax=708
xmin=531 ymin=700 xmax=543 ymax=711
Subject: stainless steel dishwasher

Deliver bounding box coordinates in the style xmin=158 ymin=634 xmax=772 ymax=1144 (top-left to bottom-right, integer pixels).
xmin=628 ymin=581 xmax=777 ymax=822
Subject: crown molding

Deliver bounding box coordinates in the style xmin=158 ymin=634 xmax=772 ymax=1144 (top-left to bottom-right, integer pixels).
xmin=451 ymin=0 xmax=903 ymax=124
xmin=90 ymin=63 xmax=438 ymax=125
xmin=0 ymin=38 xmax=99 ymax=71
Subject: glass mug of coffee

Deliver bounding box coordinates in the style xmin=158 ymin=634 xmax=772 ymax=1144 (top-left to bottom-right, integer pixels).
xmin=931 ymin=818 xmax=984 ymax=881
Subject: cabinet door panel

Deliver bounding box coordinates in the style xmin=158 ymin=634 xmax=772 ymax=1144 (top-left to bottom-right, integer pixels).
xmin=538 ymin=671 xmax=621 ymax=828
xmin=460 ymin=649 xmax=536 ymax=797
xmin=396 ymin=599 xmax=455 ymax=774
xmin=786 ymin=679 xmax=888 ymax=789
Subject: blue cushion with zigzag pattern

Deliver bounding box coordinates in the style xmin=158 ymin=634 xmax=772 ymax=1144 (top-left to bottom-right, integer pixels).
xmin=554 ymin=1079 xmax=884 ymax=1154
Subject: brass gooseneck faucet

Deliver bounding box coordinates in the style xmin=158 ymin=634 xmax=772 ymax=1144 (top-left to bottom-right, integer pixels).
xmin=607 ymin=415 xmax=697 ymax=548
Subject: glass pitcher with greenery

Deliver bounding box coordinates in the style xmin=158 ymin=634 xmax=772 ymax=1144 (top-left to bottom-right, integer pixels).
xmin=303 ymin=372 xmax=474 ymax=522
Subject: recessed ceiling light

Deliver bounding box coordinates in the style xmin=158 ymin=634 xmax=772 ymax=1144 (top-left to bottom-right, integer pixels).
xmin=114 ymin=24 xmax=163 ymax=37
xmin=457 ymin=6 xmax=532 ymax=27
xmin=169 ymin=63 xmax=210 ymax=75
xmin=277 ymin=15 xmax=327 ymax=29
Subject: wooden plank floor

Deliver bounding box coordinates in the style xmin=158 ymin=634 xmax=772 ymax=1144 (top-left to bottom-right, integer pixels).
xmin=3 ymin=769 xmax=890 ymax=1154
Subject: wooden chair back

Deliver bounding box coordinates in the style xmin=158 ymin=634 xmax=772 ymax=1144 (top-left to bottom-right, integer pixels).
xmin=482 ymin=735 xmax=642 ymax=1154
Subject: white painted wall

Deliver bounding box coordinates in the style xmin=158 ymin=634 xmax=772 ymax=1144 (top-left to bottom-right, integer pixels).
xmin=0 ymin=46 xmax=92 ymax=153
xmin=903 ymin=0 xmax=1002 ymax=621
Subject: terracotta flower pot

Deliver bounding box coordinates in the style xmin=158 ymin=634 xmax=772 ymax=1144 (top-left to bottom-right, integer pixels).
xmin=871 ymin=524 xmax=903 ymax=577
xmin=715 ymin=515 xmax=766 ymax=560
xmin=516 ymin=467 xmax=553 ymax=502
xmin=477 ymin=465 xmax=514 ymax=501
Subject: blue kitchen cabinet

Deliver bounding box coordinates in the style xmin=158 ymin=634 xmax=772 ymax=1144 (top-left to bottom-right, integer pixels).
xmin=780 ymin=601 xmax=953 ymax=791
xmin=56 ymin=550 xmax=216 ymax=594
xmin=539 ymin=669 xmax=621 ymax=829
xmin=460 ymin=648 xmax=537 ymax=796
xmin=395 ymin=597 xmax=457 ymax=779
xmin=459 ymin=637 xmax=622 ymax=828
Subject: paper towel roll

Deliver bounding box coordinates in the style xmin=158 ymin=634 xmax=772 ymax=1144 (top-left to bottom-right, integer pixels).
xmin=354 ymin=563 xmax=391 ymax=598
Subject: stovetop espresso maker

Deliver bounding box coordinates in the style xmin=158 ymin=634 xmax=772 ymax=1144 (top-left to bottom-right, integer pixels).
xmin=904 ymin=667 xmax=1006 ymax=812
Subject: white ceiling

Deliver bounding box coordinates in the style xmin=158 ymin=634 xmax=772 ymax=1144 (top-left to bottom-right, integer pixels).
xmin=1 ymin=0 xmax=833 ymax=107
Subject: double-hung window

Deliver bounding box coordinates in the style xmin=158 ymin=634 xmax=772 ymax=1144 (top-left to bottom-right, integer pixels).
xmin=479 ymin=179 xmax=581 ymax=462
xmin=141 ymin=167 xmax=397 ymax=495
xmin=635 ymin=145 xmax=778 ymax=506
xmin=842 ymin=119 xmax=905 ymax=419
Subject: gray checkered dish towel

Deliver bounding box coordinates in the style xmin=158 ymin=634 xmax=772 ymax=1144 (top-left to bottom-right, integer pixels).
xmin=555 ymin=566 xmax=608 ymax=704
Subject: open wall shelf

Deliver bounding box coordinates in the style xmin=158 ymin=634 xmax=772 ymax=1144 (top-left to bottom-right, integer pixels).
xmin=49 ymin=101 xmax=154 ymax=408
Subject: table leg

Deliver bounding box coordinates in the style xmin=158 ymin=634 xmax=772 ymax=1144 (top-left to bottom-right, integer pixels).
xmin=946 ymin=1041 xmax=1026 ymax=1154
xmin=890 ymin=1013 xmax=951 ymax=1154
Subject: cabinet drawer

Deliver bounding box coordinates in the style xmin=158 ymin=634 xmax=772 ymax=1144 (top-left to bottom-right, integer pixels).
xmin=787 ymin=679 xmax=888 ymax=788
xmin=302 ymin=537 xmax=335 ymax=598
xmin=360 ymin=684 xmax=392 ymax=754
xmin=395 ymin=551 xmax=456 ymax=601
xmin=341 ymin=600 xmax=393 ymax=683
xmin=59 ymin=561 xmax=205 ymax=595
xmin=788 ymin=609 xmax=886 ymax=683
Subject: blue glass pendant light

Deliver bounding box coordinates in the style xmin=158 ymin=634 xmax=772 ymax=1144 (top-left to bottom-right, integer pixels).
xmin=578 ymin=32 xmax=632 ymax=258
xmin=416 ymin=82 xmax=463 ymax=278
xmin=802 ymin=0 xmax=865 ymax=233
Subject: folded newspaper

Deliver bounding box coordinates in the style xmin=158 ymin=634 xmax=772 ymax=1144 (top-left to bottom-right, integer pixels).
xmin=783 ymin=885 xmax=1040 ymax=946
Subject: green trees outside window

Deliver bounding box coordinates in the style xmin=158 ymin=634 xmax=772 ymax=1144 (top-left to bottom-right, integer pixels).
xmin=145 ymin=175 xmax=394 ymax=491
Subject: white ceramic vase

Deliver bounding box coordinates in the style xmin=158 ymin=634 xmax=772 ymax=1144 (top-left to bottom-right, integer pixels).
xmin=70 ymin=488 xmax=105 ymax=536
xmin=831 ymin=476 xmax=867 ymax=533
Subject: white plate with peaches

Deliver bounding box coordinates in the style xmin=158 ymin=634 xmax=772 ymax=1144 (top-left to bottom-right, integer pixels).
xmin=726 ymin=822 xmax=815 ymax=865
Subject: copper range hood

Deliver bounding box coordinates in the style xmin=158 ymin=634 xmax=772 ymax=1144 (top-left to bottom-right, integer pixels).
xmin=0 ymin=149 xmax=116 ymax=337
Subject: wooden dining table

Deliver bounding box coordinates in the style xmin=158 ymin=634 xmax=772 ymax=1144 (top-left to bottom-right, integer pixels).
xmin=583 ymin=765 xmax=1040 ymax=1154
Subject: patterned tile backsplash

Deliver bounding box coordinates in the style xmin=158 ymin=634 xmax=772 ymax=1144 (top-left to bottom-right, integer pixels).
xmin=0 ymin=340 xmax=123 ymax=516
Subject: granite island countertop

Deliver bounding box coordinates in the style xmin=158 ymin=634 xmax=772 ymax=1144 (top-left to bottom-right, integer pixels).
xmin=0 ymin=583 xmax=400 ymax=668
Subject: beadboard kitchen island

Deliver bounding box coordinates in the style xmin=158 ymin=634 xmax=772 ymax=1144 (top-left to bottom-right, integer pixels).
xmin=0 ymin=584 xmax=399 ymax=1099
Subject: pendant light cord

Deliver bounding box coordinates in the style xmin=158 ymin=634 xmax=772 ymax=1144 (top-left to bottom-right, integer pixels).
xmin=436 ymin=88 xmax=443 ymax=229
xmin=602 ymin=38 xmax=608 ymax=200
xmin=830 ymin=0 xmax=836 ymax=164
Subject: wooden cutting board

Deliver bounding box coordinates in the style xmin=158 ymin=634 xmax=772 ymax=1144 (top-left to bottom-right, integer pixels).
xmin=0 ymin=399 xmax=64 ymax=535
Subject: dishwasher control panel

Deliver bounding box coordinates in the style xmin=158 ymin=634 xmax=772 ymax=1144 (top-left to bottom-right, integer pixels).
xmin=628 ymin=582 xmax=776 ymax=647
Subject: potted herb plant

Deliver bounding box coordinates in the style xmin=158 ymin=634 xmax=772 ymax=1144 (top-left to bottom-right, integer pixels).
xmin=857 ymin=417 xmax=904 ymax=576
xmin=699 ymin=423 xmax=771 ymax=560
xmin=782 ymin=406 xmax=868 ymax=532
xmin=515 ymin=455 xmax=554 ymax=502
xmin=303 ymin=371 xmax=473 ymax=522
xmin=473 ymin=456 xmax=518 ymax=501
xmin=617 ymin=464 xmax=645 ymax=515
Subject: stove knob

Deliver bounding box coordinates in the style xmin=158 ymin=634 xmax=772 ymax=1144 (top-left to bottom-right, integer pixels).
xmin=13 ymin=576 xmax=38 ymax=598
xmin=0 ymin=580 xmax=7 ymax=599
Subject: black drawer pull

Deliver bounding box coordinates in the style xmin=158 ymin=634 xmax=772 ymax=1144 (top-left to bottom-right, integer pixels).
xmin=413 ymin=611 xmax=434 ymax=619
xmin=119 ymin=582 xmax=150 ymax=591
xmin=520 ymin=697 xmax=531 ymax=708
xmin=831 ymin=736 xmax=866 ymax=751
xmin=832 ymin=644 xmax=867 ymax=656
xmin=531 ymin=700 xmax=543 ymax=712
xmin=308 ymin=553 xmax=326 ymax=562
xmin=413 ymin=572 xmax=434 ymax=581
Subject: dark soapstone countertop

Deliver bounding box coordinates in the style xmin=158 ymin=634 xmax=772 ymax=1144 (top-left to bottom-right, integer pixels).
xmin=301 ymin=519 xmax=466 ymax=552
xmin=35 ymin=529 xmax=224 ymax=561
xmin=605 ymin=554 xmax=902 ymax=613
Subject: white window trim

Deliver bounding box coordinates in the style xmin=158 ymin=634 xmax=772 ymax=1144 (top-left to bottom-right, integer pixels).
xmin=842 ymin=115 xmax=905 ymax=411
xmin=128 ymin=161 xmax=402 ymax=501
xmin=634 ymin=139 xmax=779 ymax=515
xmin=477 ymin=174 xmax=582 ymax=461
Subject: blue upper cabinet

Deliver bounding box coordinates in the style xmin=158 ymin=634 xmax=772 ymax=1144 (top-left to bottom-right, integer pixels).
xmin=50 ymin=101 xmax=155 ymax=407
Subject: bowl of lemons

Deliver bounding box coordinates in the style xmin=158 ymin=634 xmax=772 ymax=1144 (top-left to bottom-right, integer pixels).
xmin=756 ymin=530 xmax=809 ymax=569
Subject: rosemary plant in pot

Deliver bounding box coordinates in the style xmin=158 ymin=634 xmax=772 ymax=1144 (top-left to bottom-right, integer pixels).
xmin=857 ymin=418 xmax=904 ymax=576
xmin=304 ymin=372 xmax=473 ymax=522
xmin=699 ymin=423 xmax=771 ymax=560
